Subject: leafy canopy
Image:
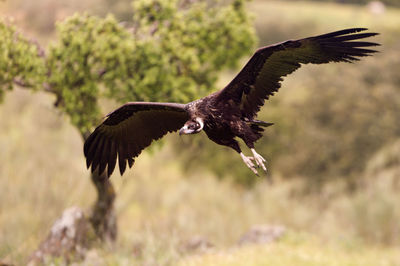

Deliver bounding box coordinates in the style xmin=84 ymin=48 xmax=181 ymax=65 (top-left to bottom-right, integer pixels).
xmin=1 ymin=0 xmax=256 ymax=134
xmin=0 ymin=22 xmax=46 ymax=101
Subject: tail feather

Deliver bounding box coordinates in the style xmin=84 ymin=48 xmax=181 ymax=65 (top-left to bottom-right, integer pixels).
xmin=250 ymin=119 xmax=274 ymax=127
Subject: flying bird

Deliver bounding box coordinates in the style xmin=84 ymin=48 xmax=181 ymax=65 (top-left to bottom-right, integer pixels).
xmin=84 ymin=28 xmax=379 ymax=177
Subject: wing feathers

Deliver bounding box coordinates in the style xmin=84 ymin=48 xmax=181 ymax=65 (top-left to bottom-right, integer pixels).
xmin=98 ymin=139 xmax=111 ymax=175
xmin=118 ymin=146 xmax=127 ymax=176
xmin=313 ymin=27 xmax=367 ymax=38
xmin=84 ymin=102 xmax=189 ymax=177
xmin=85 ymin=130 xmax=100 ymax=168
xmin=324 ymin=41 xmax=378 ymax=48
xmin=107 ymin=140 xmax=117 ymax=177
xmin=128 ymin=157 xmax=134 ymax=168
xmin=218 ymin=28 xmax=379 ymax=119
xmin=321 ymin=32 xmax=378 ymax=43
xmin=91 ymin=137 xmax=105 ymax=173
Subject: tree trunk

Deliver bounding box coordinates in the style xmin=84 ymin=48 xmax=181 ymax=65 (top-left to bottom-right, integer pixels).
xmin=82 ymin=131 xmax=117 ymax=243
xmin=89 ymin=170 xmax=117 ymax=242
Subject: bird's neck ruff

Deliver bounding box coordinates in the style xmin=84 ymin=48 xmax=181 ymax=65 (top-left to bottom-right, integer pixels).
xmin=195 ymin=117 xmax=204 ymax=131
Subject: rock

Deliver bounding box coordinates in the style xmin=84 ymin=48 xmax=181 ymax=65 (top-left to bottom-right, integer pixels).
xmin=238 ymin=225 xmax=286 ymax=246
xmin=0 ymin=261 xmax=14 ymax=266
xmin=73 ymin=249 xmax=104 ymax=266
xmin=181 ymin=235 xmax=214 ymax=254
xmin=28 ymin=207 xmax=93 ymax=265
xmin=367 ymin=1 xmax=386 ymax=15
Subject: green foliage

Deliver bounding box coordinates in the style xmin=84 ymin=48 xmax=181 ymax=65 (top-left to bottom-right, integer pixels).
xmin=47 ymin=14 xmax=137 ymax=133
xmin=2 ymin=0 xmax=256 ymax=134
xmin=47 ymin=0 xmax=255 ymax=134
xmin=129 ymin=0 xmax=256 ymax=101
xmin=0 ymin=20 xmax=46 ymax=101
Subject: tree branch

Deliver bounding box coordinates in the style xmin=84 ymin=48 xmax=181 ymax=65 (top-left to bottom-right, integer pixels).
xmin=12 ymin=77 xmax=32 ymax=88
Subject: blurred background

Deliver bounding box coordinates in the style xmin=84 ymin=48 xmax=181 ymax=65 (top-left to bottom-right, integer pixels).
xmin=1 ymin=0 xmax=400 ymax=265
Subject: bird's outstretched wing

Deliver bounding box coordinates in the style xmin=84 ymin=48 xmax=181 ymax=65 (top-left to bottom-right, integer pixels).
xmin=217 ymin=28 xmax=380 ymax=119
xmin=84 ymin=102 xmax=189 ymax=177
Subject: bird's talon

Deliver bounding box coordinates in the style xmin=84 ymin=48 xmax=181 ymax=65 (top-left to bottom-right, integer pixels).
xmin=251 ymin=148 xmax=267 ymax=172
xmin=240 ymin=152 xmax=262 ymax=175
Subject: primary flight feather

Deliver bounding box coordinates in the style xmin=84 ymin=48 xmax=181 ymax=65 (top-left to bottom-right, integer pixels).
xmin=84 ymin=28 xmax=380 ymax=177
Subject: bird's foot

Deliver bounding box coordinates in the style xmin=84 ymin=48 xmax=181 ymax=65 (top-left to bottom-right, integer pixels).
xmin=251 ymin=148 xmax=267 ymax=172
xmin=240 ymin=152 xmax=259 ymax=176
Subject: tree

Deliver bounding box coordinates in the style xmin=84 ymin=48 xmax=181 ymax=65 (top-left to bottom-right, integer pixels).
xmin=0 ymin=0 xmax=256 ymax=257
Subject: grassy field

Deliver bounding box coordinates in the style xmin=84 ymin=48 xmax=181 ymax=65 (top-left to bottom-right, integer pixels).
xmin=179 ymin=236 xmax=400 ymax=266
xmin=1 ymin=0 xmax=400 ymax=265
xmin=1 ymin=90 xmax=400 ymax=265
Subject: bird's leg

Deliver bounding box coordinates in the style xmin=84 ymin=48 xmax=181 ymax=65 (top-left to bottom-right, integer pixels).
xmin=251 ymin=148 xmax=267 ymax=172
xmin=240 ymin=152 xmax=259 ymax=176
xmin=223 ymin=139 xmax=265 ymax=176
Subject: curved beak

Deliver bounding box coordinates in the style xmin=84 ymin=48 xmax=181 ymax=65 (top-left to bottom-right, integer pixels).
xmin=179 ymin=125 xmax=195 ymax=135
xmin=179 ymin=125 xmax=189 ymax=135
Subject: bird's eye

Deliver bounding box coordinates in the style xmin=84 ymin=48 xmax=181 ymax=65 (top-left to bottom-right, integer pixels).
xmin=188 ymin=122 xmax=199 ymax=130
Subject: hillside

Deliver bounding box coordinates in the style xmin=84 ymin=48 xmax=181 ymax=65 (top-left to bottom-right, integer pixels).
xmin=1 ymin=1 xmax=400 ymax=265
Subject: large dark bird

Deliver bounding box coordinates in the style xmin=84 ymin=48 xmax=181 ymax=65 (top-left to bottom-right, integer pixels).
xmin=84 ymin=28 xmax=379 ymax=177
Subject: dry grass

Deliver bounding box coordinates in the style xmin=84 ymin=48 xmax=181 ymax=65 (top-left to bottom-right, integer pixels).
xmin=179 ymin=235 xmax=400 ymax=266
xmin=0 ymin=89 xmax=94 ymax=262
xmin=1 ymin=89 xmax=400 ymax=265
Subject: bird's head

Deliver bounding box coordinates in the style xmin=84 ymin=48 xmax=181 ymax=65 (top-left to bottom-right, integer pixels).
xmin=179 ymin=117 xmax=204 ymax=135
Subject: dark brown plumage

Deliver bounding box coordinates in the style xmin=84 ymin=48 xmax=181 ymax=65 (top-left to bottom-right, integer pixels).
xmin=84 ymin=102 xmax=189 ymax=176
xmin=84 ymin=28 xmax=379 ymax=177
